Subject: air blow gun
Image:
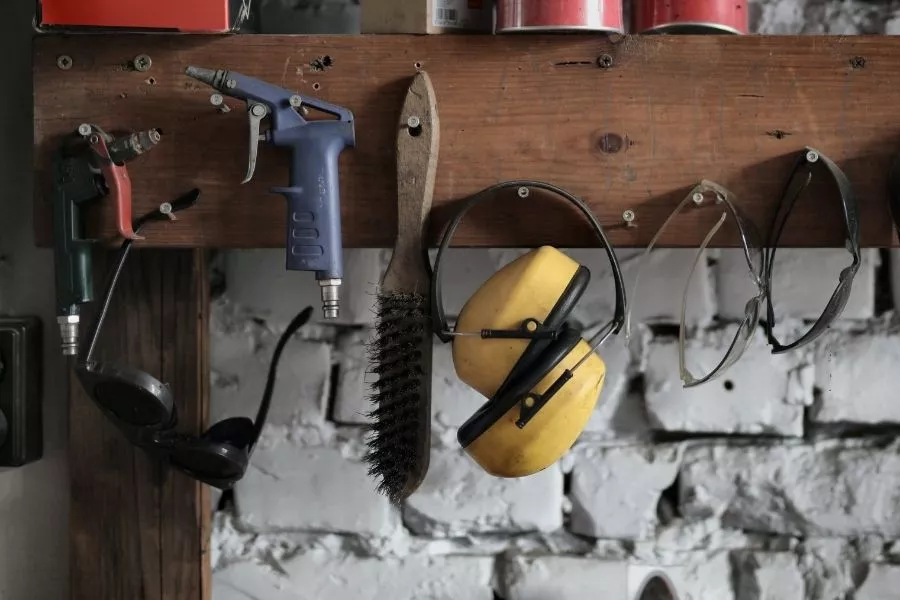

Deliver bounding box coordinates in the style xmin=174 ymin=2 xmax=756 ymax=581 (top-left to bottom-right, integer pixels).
xmin=185 ymin=66 xmax=356 ymax=319
xmin=51 ymin=124 xmax=161 ymax=356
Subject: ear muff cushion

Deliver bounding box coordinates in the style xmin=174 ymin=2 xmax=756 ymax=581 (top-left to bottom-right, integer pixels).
xmin=462 ymin=335 xmax=607 ymax=478
xmin=202 ymin=417 xmax=255 ymax=450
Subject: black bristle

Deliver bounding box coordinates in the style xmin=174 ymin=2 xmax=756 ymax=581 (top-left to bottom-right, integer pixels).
xmin=363 ymin=290 xmax=431 ymax=505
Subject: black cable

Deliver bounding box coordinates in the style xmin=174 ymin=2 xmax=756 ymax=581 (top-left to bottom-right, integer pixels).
xmin=249 ymin=306 xmax=313 ymax=452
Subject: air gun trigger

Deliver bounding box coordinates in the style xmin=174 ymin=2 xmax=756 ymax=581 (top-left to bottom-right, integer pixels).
xmin=244 ymin=102 xmax=269 ymax=184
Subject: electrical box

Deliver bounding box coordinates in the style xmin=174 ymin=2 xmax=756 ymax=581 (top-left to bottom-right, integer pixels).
xmin=362 ymin=0 xmax=493 ymax=34
xmin=0 ymin=317 xmax=42 ymax=468
xmin=35 ymin=0 xmax=251 ymax=33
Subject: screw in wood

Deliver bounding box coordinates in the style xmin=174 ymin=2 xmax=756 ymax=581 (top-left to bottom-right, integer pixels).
xmin=517 ymin=186 xmax=530 ymax=198
xmin=806 ymin=150 xmax=819 ymax=163
xmin=57 ymin=55 xmax=72 ymax=70
xmin=210 ymin=93 xmax=231 ymax=113
xmin=133 ymin=54 xmax=152 ymax=72
xmin=597 ymin=54 xmax=613 ymax=69
xmin=77 ymin=123 xmax=92 ymax=137
xmin=289 ymin=95 xmax=303 ymax=108
xmin=692 ymin=192 xmax=705 ymax=205
xmin=622 ymin=209 xmax=636 ymax=226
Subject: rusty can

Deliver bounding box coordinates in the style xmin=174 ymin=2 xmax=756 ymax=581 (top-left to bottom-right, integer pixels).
xmin=632 ymin=0 xmax=748 ymax=34
xmin=497 ymin=0 xmax=624 ymax=33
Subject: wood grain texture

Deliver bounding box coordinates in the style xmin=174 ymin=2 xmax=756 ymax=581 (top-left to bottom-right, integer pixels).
xmin=33 ymin=34 xmax=900 ymax=248
xmin=69 ymin=249 xmax=210 ymax=600
xmin=384 ymin=71 xmax=440 ymax=293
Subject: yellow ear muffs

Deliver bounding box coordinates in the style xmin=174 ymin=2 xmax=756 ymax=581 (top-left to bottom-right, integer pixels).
xmin=431 ymin=181 xmax=627 ymax=478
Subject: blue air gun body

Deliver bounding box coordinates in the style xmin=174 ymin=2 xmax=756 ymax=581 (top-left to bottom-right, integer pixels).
xmin=185 ymin=66 xmax=355 ymax=318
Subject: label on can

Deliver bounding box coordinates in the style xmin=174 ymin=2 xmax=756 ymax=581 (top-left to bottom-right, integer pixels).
xmin=433 ymin=0 xmax=483 ymax=28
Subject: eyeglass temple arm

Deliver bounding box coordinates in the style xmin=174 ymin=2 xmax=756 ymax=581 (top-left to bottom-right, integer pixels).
xmin=678 ymin=212 xmax=727 ymax=381
xmin=78 ymin=189 xmax=201 ymax=364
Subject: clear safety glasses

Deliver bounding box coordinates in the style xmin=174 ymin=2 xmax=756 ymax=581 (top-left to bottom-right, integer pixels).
xmin=625 ymin=180 xmax=764 ymax=388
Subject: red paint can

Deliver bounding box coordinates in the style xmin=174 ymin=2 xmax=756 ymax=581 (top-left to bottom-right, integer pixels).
xmin=632 ymin=0 xmax=748 ymax=34
xmin=497 ymin=0 xmax=624 ymax=33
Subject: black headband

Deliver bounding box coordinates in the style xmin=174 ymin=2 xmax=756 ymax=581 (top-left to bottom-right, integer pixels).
xmin=430 ymin=180 xmax=626 ymax=344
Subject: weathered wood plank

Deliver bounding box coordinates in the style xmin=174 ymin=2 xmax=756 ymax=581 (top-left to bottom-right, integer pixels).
xmin=33 ymin=34 xmax=900 ymax=248
xmin=68 ymin=249 xmax=210 ymax=600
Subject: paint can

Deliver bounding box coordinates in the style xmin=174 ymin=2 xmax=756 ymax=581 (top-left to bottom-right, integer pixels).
xmin=496 ymin=0 xmax=624 ymax=33
xmin=632 ymin=0 xmax=748 ymax=34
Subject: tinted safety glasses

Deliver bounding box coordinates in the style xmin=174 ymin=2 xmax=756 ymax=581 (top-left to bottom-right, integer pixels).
xmin=763 ymin=147 xmax=861 ymax=353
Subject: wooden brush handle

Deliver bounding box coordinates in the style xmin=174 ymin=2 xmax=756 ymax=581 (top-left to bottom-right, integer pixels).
xmin=383 ymin=71 xmax=440 ymax=295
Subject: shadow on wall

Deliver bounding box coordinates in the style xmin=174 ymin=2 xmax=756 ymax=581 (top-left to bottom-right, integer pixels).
xmin=0 ymin=3 xmax=70 ymax=600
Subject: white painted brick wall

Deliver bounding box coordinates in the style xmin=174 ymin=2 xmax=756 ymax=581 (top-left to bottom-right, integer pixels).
xmin=404 ymin=447 xmax=563 ymax=536
xmin=501 ymin=556 xmax=629 ymax=600
xmin=717 ymin=249 xmax=878 ymax=321
xmin=680 ymin=440 xmax=900 ymax=537
xmin=644 ymin=327 xmax=808 ymax=436
xmin=568 ymin=444 xmax=681 ymax=539
xmin=731 ymin=551 xmax=806 ymax=600
xmin=215 ymin=551 xmax=495 ymax=600
xmin=331 ymin=329 xmax=371 ymax=425
xmin=812 ymin=330 xmax=900 ymax=425
xmin=856 ymin=564 xmax=900 ymax=600
xmin=235 ymin=437 xmax=400 ymax=536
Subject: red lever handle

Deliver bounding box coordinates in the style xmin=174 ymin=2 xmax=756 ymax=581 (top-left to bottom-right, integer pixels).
xmin=88 ymin=134 xmax=142 ymax=241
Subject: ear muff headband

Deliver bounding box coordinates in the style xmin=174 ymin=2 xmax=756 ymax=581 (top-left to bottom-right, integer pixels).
xmin=431 ymin=180 xmax=626 ymax=344
xmin=431 ymin=180 xmax=627 ymax=433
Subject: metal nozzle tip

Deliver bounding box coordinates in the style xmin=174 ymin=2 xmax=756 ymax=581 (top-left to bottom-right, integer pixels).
xmin=319 ymin=279 xmax=341 ymax=320
xmin=57 ymin=315 xmax=79 ymax=357
xmin=184 ymin=66 xmax=218 ymax=86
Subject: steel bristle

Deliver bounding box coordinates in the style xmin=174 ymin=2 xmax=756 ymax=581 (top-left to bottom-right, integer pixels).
xmin=364 ymin=290 xmax=431 ymax=505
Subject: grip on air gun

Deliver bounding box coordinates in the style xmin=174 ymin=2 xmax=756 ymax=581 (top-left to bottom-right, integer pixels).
xmin=270 ymin=125 xmax=352 ymax=319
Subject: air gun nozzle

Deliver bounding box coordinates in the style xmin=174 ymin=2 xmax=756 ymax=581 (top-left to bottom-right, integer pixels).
xmin=185 ymin=66 xmax=219 ymax=87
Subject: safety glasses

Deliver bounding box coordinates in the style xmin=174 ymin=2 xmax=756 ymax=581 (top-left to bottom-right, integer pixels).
xmin=763 ymin=147 xmax=860 ymax=353
xmin=626 ymin=180 xmax=764 ymax=387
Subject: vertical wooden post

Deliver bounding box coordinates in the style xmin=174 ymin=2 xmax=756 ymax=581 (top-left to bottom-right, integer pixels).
xmin=69 ymin=249 xmax=210 ymax=600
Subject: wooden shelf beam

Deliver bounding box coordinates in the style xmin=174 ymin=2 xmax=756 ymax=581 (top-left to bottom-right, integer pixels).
xmin=33 ymin=34 xmax=900 ymax=248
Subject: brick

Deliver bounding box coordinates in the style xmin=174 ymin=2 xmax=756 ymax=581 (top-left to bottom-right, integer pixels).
xmin=718 ymin=249 xmax=877 ymax=321
xmin=331 ymin=329 xmax=372 ymax=425
xmin=856 ymin=564 xmax=900 ymax=600
xmin=490 ymin=248 xmax=715 ymax=329
xmin=214 ymin=552 xmax=494 ymax=600
xmin=210 ymin=327 xmax=332 ymax=427
xmin=568 ymin=444 xmax=681 ymax=539
xmin=812 ymin=331 xmax=900 ymax=425
xmin=235 ymin=439 xmax=398 ymax=536
xmin=224 ymin=248 xmax=387 ymax=326
xmin=404 ymin=447 xmax=563 ymax=536
xmin=644 ymin=327 xmax=806 ymax=435
xmin=730 ymin=552 xmax=805 ymax=600
xmin=680 ymin=440 xmax=900 ymax=537
xmin=501 ymin=556 xmax=629 ymax=600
